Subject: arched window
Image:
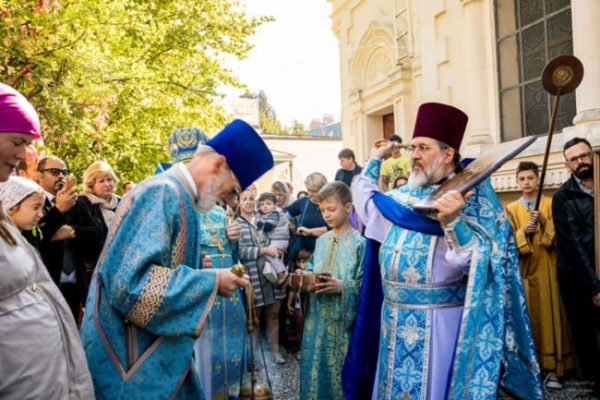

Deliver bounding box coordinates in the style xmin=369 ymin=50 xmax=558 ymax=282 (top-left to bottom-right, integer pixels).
xmin=495 ymin=0 xmax=574 ymax=141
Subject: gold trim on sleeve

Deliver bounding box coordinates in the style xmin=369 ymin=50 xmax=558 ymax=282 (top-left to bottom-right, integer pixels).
xmin=127 ymin=264 xmax=173 ymax=327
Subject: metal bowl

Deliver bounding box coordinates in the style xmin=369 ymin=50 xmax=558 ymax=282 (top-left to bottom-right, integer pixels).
xmin=289 ymin=272 xmax=331 ymax=292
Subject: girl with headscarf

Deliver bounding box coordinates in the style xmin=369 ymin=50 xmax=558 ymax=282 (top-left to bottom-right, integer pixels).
xmin=0 ymin=83 xmax=94 ymax=399
xmin=271 ymin=180 xmax=291 ymax=208
xmin=0 ymin=176 xmax=44 ymax=247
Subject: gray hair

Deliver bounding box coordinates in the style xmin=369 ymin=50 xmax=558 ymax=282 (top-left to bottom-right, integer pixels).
xmin=304 ymin=172 xmax=327 ymax=192
xmin=194 ymin=144 xmax=218 ymax=157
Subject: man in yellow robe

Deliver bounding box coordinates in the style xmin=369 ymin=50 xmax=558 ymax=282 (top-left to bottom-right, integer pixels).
xmin=505 ymin=161 xmax=573 ymax=389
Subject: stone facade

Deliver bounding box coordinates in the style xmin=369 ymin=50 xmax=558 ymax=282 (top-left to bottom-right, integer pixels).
xmin=329 ymin=0 xmax=599 ymax=201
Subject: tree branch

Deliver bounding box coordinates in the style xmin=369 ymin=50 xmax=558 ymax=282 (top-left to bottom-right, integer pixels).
xmin=156 ymin=80 xmax=211 ymax=96
xmin=33 ymin=30 xmax=87 ymax=57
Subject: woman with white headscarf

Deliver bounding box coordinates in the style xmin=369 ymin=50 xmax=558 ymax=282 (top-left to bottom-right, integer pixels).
xmin=0 ymin=83 xmax=94 ymax=399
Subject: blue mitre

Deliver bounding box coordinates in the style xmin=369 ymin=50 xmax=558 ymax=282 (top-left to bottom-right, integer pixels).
xmin=155 ymin=127 xmax=208 ymax=175
xmin=206 ymin=119 xmax=273 ymax=190
xmin=168 ymin=127 xmax=208 ymax=163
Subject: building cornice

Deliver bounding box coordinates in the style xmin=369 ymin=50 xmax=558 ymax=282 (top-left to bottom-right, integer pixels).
xmin=261 ymin=134 xmax=342 ymax=142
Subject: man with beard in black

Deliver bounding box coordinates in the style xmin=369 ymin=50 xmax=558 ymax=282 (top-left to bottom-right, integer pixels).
xmin=553 ymin=137 xmax=600 ymax=400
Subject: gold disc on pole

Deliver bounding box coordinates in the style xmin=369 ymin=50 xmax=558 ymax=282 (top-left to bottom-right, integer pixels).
xmin=542 ymin=55 xmax=584 ymax=95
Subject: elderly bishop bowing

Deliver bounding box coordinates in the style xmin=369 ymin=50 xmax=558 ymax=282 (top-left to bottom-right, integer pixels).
xmin=80 ymin=120 xmax=273 ymax=399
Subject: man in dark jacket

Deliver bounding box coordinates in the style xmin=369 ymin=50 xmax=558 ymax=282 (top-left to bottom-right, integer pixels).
xmin=335 ymin=148 xmax=362 ymax=187
xmin=36 ymin=155 xmax=101 ymax=319
xmin=552 ymin=137 xmax=600 ymax=399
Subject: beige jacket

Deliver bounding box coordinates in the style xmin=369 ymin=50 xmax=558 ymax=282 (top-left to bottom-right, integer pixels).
xmin=0 ymin=212 xmax=95 ymax=399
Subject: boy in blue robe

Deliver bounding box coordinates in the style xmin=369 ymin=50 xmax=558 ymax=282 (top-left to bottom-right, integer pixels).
xmin=80 ymin=120 xmax=273 ymax=399
xmin=299 ymin=181 xmax=366 ymax=399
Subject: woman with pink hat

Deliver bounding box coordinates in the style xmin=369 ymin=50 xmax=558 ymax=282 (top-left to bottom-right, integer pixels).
xmin=0 ymin=83 xmax=94 ymax=399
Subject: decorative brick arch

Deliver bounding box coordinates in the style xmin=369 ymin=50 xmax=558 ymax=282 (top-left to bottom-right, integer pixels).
xmin=351 ymin=24 xmax=395 ymax=93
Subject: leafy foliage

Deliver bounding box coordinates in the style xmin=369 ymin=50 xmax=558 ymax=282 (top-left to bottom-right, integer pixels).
xmin=257 ymin=90 xmax=290 ymax=135
xmin=0 ymin=0 xmax=269 ymax=182
xmin=289 ymin=119 xmax=307 ymax=135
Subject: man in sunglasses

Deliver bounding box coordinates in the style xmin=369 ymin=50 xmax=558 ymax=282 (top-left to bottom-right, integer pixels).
xmin=553 ymin=137 xmax=600 ymax=399
xmin=80 ymin=119 xmax=273 ymax=400
xmin=34 ymin=155 xmax=100 ymax=319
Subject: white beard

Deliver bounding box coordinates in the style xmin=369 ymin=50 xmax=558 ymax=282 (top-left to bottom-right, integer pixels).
xmin=197 ymin=170 xmax=227 ymax=212
xmin=407 ymin=155 xmax=447 ymax=189
xmin=406 ymin=170 xmax=429 ymax=189
xmin=197 ymin=195 xmax=217 ymax=213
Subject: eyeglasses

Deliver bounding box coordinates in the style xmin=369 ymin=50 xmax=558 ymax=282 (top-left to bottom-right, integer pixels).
xmin=566 ymin=151 xmax=592 ymax=164
xmin=406 ymin=144 xmax=442 ymax=155
xmin=39 ymin=168 xmax=70 ymax=177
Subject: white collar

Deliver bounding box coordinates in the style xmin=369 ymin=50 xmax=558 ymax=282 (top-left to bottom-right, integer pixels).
xmin=45 ymin=191 xmax=55 ymax=203
xmin=174 ymin=163 xmax=198 ymax=199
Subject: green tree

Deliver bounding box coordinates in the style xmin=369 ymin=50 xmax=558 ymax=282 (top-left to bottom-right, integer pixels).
xmin=0 ymin=0 xmax=270 ymax=183
xmin=257 ymin=89 xmax=288 ymax=135
xmin=290 ymin=120 xmax=307 ymax=135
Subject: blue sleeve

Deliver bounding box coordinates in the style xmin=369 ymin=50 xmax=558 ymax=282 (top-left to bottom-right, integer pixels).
xmin=98 ymin=181 xmax=219 ymax=338
xmin=342 ymin=236 xmax=366 ymax=329
xmin=284 ymin=197 xmax=304 ymax=217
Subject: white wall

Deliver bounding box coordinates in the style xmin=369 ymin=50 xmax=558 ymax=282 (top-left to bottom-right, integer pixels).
xmin=257 ymin=136 xmax=344 ymax=195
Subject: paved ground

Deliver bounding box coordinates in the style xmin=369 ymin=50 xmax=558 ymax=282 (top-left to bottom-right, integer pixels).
xmin=498 ymin=380 xmax=594 ymax=400
xmin=242 ymin=345 xmax=300 ymax=400
xmin=268 ymin=350 xmax=300 ymax=400
xmin=243 ymin=337 xmax=594 ymax=400
xmin=260 ymin=347 xmax=595 ymax=400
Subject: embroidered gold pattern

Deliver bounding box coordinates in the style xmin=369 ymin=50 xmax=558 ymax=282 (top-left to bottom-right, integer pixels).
xmin=399 ymin=325 xmax=420 ymax=346
xmin=127 ymin=265 xmax=172 ymax=327
xmin=203 ymin=217 xmax=225 ymax=253
xmin=398 ymin=391 xmax=414 ymax=400
xmin=171 ymin=220 xmax=186 ymax=267
xmin=402 ymin=266 xmax=422 ymax=284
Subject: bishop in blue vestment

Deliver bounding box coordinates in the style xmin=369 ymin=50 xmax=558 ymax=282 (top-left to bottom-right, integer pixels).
xmin=343 ymin=103 xmax=542 ymax=400
xmin=80 ymin=120 xmax=273 ymax=399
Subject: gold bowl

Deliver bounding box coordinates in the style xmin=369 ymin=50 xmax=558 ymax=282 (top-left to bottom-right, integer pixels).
xmin=289 ymin=272 xmax=331 ymax=292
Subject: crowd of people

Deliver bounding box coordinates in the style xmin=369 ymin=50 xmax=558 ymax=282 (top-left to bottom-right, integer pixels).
xmin=1 ymin=81 xmax=599 ymax=400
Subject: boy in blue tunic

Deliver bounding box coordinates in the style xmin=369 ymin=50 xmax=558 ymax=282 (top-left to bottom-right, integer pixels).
xmin=299 ymin=181 xmax=365 ymax=400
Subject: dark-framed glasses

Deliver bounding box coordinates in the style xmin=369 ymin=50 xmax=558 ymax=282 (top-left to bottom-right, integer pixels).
xmin=565 ymin=151 xmax=591 ymax=164
xmin=39 ymin=168 xmax=70 ymax=177
xmin=406 ymin=144 xmax=441 ymax=155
